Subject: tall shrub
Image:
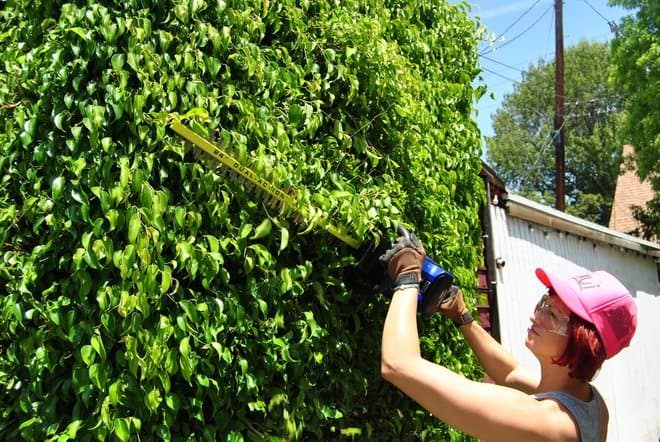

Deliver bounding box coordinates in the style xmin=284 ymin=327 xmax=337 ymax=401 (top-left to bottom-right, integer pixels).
xmin=0 ymin=0 xmax=485 ymax=439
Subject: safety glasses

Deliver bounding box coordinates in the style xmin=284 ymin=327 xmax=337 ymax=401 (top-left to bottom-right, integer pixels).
xmin=534 ymin=293 xmax=570 ymax=336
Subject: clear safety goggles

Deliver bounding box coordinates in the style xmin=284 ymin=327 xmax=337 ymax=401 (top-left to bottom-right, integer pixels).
xmin=534 ymin=293 xmax=570 ymax=336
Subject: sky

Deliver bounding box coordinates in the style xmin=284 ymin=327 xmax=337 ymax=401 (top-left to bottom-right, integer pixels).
xmin=464 ymin=0 xmax=632 ymax=144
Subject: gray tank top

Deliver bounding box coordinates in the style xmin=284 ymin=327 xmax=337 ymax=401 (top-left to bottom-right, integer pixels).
xmin=533 ymin=387 xmax=602 ymax=442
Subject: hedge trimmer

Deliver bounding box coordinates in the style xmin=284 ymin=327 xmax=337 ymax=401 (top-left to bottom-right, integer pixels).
xmin=169 ymin=119 xmax=455 ymax=315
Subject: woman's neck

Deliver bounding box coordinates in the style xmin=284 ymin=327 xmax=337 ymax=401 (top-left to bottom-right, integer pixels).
xmin=538 ymin=360 xmax=592 ymax=401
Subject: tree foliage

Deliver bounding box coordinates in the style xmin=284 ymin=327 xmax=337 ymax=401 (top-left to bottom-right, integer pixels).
xmin=609 ymin=0 xmax=659 ymax=240
xmin=0 ymin=0 xmax=485 ymax=440
xmin=486 ymin=41 xmax=625 ymax=225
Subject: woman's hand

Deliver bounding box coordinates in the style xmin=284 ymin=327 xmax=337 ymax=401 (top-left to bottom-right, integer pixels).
xmin=378 ymin=225 xmax=426 ymax=289
xmin=437 ymin=287 xmax=472 ymax=326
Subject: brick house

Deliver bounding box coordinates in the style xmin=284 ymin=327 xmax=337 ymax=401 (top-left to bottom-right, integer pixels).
xmin=608 ymin=144 xmax=655 ymax=236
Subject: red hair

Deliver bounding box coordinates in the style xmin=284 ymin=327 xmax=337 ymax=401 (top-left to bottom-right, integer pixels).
xmin=553 ymin=315 xmax=606 ymax=381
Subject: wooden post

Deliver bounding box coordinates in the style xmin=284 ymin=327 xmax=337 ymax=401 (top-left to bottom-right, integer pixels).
xmin=554 ymin=0 xmax=565 ymax=211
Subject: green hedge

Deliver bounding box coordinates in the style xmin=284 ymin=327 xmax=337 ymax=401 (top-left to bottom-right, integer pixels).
xmin=0 ymin=0 xmax=485 ymax=439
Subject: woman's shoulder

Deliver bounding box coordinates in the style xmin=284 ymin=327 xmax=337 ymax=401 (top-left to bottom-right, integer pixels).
xmin=532 ymin=385 xmax=609 ymax=442
xmin=533 ymin=396 xmax=582 ymax=441
xmin=592 ymin=386 xmax=609 ymax=442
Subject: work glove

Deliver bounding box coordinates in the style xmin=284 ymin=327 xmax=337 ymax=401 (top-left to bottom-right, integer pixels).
xmin=378 ymin=225 xmax=425 ymax=290
xmin=420 ymin=283 xmax=458 ymax=317
xmin=437 ymin=286 xmax=474 ymax=327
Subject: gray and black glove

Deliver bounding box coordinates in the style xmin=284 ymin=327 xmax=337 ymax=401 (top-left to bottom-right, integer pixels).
xmin=437 ymin=286 xmax=474 ymax=326
xmin=378 ymin=225 xmax=425 ymax=290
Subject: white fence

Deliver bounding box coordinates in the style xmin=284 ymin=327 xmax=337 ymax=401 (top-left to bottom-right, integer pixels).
xmin=488 ymin=194 xmax=660 ymax=442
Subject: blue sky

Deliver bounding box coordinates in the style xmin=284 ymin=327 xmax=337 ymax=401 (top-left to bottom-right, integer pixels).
xmin=464 ymin=0 xmax=632 ymax=144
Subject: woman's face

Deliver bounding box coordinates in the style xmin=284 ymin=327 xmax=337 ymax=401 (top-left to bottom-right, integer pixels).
xmin=525 ymin=292 xmax=571 ymax=359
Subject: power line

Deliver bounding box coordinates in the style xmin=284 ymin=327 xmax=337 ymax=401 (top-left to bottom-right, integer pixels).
xmin=481 ymin=67 xmax=520 ymax=84
xmin=484 ymin=0 xmax=542 ymax=51
xmin=581 ymin=0 xmax=620 ymax=37
xmin=582 ymin=0 xmax=611 ymax=24
xmin=505 ymin=92 xmax=617 ymax=191
xmin=515 ymin=100 xmax=581 ymax=188
xmin=480 ymin=5 xmax=554 ymax=56
xmin=544 ymin=8 xmax=555 ymax=58
xmin=496 ymin=5 xmax=553 ymax=54
xmin=564 ymin=96 xmax=625 ymax=106
xmin=481 ymin=55 xmax=526 ymax=73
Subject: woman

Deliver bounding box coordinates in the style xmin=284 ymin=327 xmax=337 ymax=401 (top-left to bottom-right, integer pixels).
xmin=379 ymin=229 xmax=637 ymax=441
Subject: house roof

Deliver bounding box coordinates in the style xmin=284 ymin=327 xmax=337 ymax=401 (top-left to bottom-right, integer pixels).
xmin=480 ymin=159 xmax=660 ymax=258
xmin=608 ymin=145 xmax=655 ymax=235
xmin=507 ymin=194 xmax=660 ymax=258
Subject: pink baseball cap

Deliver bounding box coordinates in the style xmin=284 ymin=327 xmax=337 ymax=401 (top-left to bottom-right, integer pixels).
xmin=535 ymin=268 xmax=637 ymax=358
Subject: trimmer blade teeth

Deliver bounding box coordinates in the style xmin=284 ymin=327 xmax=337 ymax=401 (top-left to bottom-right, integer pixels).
xmin=191 ymin=147 xmax=203 ymax=160
xmin=170 ymin=121 xmax=361 ymax=250
xmin=260 ymin=197 xmax=271 ymax=211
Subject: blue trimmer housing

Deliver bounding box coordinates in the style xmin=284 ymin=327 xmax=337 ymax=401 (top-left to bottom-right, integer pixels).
xmin=418 ymin=256 xmax=454 ymax=308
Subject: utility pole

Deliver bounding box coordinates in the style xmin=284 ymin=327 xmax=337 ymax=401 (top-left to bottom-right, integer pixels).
xmin=554 ymin=0 xmax=565 ymax=211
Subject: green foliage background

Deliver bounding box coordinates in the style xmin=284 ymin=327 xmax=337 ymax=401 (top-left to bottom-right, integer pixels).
xmin=486 ymin=41 xmax=625 ymax=226
xmin=609 ymin=0 xmax=659 ymax=239
xmin=609 ymin=0 xmax=659 ymax=180
xmin=0 ymin=0 xmax=485 ymax=440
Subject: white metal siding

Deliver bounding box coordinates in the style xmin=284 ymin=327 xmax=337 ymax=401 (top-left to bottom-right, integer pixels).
xmin=489 ymin=202 xmax=660 ymax=442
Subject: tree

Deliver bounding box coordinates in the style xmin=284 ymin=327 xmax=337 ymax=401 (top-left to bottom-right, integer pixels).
xmin=0 ymin=0 xmax=484 ymax=440
xmin=609 ymin=0 xmax=659 ymax=240
xmin=486 ymin=41 xmax=625 ymax=225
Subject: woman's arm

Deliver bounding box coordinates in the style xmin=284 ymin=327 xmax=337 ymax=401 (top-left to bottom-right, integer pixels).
xmin=438 ymin=288 xmax=539 ymax=392
xmin=381 ymin=287 xmax=422 ymax=371
xmin=382 ymin=287 xmax=576 ymax=442
xmin=459 ymin=320 xmax=539 ymax=393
